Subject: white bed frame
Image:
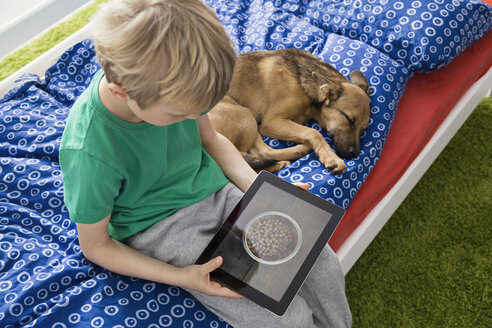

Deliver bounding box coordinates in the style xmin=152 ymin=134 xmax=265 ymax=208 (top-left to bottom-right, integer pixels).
xmin=1 ymin=23 xmax=491 ymax=276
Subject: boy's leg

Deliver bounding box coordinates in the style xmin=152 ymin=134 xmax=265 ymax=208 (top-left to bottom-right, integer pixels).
xmin=126 ymin=183 xmax=315 ymax=327
xmin=187 ymin=286 xmax=316 ymax=328
xmin=125 ymin=182 xmax=351 ymax=327
xmin=297 ymin=246 xmax=352 ymax=327
xmin=125 ymin=183 xmax=243 ymax=268
xmin=189 ymin=246 xmax=352 ymax=328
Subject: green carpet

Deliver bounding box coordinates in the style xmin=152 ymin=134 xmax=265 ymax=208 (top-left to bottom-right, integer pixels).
xmin=1 ymin=3 xmax=490 ymax=327
xmin=345 ymin=97 xmax=492 ymax=327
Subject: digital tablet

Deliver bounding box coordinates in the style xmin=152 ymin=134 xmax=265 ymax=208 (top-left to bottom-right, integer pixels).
xmin=195 ymin=171 xmax=345 ymax=316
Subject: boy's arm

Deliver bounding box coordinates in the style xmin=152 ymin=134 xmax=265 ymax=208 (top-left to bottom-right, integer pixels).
xmin=77 ymin=213 xmax=241 ymax=298
xmin=197 ymin=114 xmax=258 ymax=192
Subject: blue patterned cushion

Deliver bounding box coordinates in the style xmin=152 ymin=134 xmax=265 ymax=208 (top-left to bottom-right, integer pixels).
xmin=209 ymin=0 xmax=492 ymax=72
xmin=264 ymin=0 xmax=492 ymax=72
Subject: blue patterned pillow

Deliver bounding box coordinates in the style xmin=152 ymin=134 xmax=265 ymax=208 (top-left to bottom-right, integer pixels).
xmin=260 ymin=0 xmax=492 ymax=72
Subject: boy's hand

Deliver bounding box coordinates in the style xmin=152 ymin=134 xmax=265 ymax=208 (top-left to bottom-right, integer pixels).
xmin=180 ymin=256 xmax=243 ymax=298
xmin=292 ymin=182 xmax=310 ymax=191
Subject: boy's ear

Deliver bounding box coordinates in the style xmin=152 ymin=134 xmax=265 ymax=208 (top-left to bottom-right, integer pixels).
xmin=107 ymin=83 xmax=130 ymax=102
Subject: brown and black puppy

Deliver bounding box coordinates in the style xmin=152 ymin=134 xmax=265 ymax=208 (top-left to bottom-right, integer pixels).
xmin=209 ymin=49 xmax=371 ymax=174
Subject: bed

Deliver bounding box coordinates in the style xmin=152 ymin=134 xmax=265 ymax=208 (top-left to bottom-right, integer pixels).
xmin=1 ymin=0 xmax=491 ymax=327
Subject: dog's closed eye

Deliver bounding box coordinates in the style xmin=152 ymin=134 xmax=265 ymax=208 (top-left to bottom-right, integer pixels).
xmin=337 ymin=109 xmax=355 ymax=127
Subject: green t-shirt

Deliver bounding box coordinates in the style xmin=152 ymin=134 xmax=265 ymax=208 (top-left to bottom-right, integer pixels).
xmin=59 ymin=70 xmax=229 ymax=241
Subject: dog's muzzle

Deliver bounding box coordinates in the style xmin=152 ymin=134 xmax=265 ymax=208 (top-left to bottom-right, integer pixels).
xmin=335 ymin=145 xmax=359 ymax=159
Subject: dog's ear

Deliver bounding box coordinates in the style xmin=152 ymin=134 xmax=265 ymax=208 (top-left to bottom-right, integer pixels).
xmin=319 ymin=80 xmax=342 ymax=104
xmin=349 ymin=70 xmax=370 ymax=95
xmin=310 ymin=72 xmax=342 ymax=104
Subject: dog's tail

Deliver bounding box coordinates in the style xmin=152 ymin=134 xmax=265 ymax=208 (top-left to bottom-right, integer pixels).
xmin=242 ymin=154 xmax=279 ymax=170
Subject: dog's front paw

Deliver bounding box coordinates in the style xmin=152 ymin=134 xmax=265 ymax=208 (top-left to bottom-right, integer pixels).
xmin=321 ymin=156 xmax=347 ymax=175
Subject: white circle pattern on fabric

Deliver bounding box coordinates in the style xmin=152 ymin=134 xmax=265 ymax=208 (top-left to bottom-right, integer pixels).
xmin=1 ymin=1 xmax=491 ymax=327
xmin=251 ymin=0 xmax=492 ymax=72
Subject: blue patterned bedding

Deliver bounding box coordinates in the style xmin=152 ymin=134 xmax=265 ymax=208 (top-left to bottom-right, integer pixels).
xmin=1 ymin=0 xmax=490 ymax=327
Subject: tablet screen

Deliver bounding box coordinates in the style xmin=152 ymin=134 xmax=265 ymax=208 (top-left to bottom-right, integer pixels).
xmin=207 ymin=181 xmax=333 ymax=301
xmin=197 ymin=171 xmax=344 ymax=315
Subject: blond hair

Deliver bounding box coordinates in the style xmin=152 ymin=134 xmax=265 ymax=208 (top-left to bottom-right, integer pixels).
xmin=90 ymin=0 xmax=236 ymax=110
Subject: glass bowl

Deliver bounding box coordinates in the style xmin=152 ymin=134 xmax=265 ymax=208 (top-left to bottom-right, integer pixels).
xmin=243 ymin=211 xmax=302 ymax=265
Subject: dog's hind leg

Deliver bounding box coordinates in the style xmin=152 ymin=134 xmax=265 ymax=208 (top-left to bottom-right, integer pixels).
xmin=263 ymin=161 xmax=291 ymax=173
xmin=242 ymin=153 xmax=290 ymax=173
xmin=242 ymin=154 xmax=278 ymax=171
xmin=248 ymin=133 xmax=311 ymax=161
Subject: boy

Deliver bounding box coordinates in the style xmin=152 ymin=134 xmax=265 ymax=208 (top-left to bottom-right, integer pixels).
xmin=59 ymin=0 xmax=352 ymax=327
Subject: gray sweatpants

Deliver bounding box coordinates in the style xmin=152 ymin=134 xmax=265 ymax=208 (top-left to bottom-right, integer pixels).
xmin=125 ymin=183 xmax=352 ymax=328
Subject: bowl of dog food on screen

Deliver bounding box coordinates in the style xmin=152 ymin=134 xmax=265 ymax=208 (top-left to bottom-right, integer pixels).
xmin=243 ymin=211 xmax=302 ymax=265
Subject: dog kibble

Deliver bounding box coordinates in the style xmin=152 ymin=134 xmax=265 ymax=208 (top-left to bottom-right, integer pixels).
xmin=246 ymin=216 xmax=298 ymax=262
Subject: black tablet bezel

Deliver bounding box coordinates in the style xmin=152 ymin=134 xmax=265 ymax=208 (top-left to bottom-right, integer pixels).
xmin=195 ymin=171 xmax=345 ymax=316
